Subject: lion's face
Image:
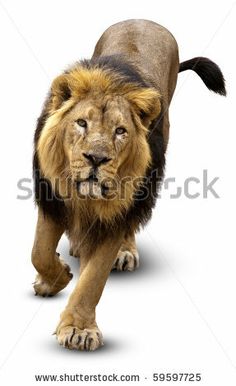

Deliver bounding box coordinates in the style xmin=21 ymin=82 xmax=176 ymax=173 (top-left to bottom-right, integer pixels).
xmin=63 ymin=95 xmax=143 ymax=198
xmin=37 ymin=66 xmax=161 ymax=203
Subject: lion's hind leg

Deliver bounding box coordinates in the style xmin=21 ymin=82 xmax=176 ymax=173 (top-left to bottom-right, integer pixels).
xmin=112 ymin=232 xmax=139 ymax=272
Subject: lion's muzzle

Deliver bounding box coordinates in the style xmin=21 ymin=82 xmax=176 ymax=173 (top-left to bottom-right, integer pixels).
xmin=82 ymin=152 xmax=112 ymax=167
xmin=76 ymin=174 xmax=109 ymax=198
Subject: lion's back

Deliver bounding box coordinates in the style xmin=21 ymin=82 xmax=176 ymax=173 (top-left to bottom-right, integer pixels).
xmin=93 ymin=19 xmax=179 ymax=102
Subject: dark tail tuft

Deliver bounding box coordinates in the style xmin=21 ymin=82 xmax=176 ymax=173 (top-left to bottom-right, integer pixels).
xmin=179 ymin=57 xmax=226 ymax=96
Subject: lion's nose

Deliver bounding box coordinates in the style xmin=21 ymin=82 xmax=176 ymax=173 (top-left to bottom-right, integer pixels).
xmin=82 ymin=152 xmax=111 ymax=167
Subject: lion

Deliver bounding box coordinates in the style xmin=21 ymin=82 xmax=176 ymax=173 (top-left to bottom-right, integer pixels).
xmin=31 ymin=19 xmax=226 ymax=351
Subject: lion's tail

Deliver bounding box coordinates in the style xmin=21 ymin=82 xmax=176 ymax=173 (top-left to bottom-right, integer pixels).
xmin=179 ymin=57 xmax=226 ymax=96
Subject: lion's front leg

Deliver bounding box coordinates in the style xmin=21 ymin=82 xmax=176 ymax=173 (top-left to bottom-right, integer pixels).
xmin=31 ymin=210 xmax=73 ymax=296
xmin=55 ymin=234 xmax=123 ymax=351
xmin=112 ymin=231 xmax=139 ymax=272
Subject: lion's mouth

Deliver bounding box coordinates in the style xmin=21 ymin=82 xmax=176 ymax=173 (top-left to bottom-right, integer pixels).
xmin=76 ymin=174 xmax=109 ymax=198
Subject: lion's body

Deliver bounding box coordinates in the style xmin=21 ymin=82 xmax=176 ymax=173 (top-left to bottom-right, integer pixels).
xmin=31 ymin=20 xmax=226 ymax=351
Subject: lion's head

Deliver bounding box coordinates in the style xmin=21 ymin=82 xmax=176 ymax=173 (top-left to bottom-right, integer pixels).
xmin=37 ymin=61 xmax=161 ymax=217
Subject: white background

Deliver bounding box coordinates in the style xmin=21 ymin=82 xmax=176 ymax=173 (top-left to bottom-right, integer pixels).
xmin=0 ymin=0 xmax=235 ymax=385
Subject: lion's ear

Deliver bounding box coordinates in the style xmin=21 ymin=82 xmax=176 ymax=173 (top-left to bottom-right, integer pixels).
xmin=126 ymin=88 xmax=161 ymax=124
xmin=51 ymin=74 xmax=71 ymax=110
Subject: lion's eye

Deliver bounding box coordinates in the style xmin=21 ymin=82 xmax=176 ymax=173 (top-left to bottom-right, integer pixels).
xmin=115 ymin=127 xmax=127 ymax=135
xmin=77 ymin=119 xmax=87 ymax=128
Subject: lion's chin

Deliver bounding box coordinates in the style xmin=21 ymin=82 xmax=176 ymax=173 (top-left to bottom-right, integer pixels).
xmin=76 ymin=180 xmax=109 ymax=199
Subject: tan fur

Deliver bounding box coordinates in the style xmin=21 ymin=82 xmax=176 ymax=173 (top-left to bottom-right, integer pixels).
xmin=56 ymin=233 xmax=124 ymax=350
xmin=32 ymin=210 xmax=73 ymax=296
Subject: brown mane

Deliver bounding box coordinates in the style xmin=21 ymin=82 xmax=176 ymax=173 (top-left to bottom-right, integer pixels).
xmin=35 ymin=59 xmax=162 ymax=228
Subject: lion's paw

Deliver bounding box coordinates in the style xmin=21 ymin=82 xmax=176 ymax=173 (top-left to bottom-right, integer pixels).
xmin=112 ymin=250 xmax=139 ymax=272
xmin=56 ymin=326 xmax=103 ymax=351
xmin=33 ymin=257 xmax=73 ymax=297
xmin=33 ymin=275 xmax=55 ymax=297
